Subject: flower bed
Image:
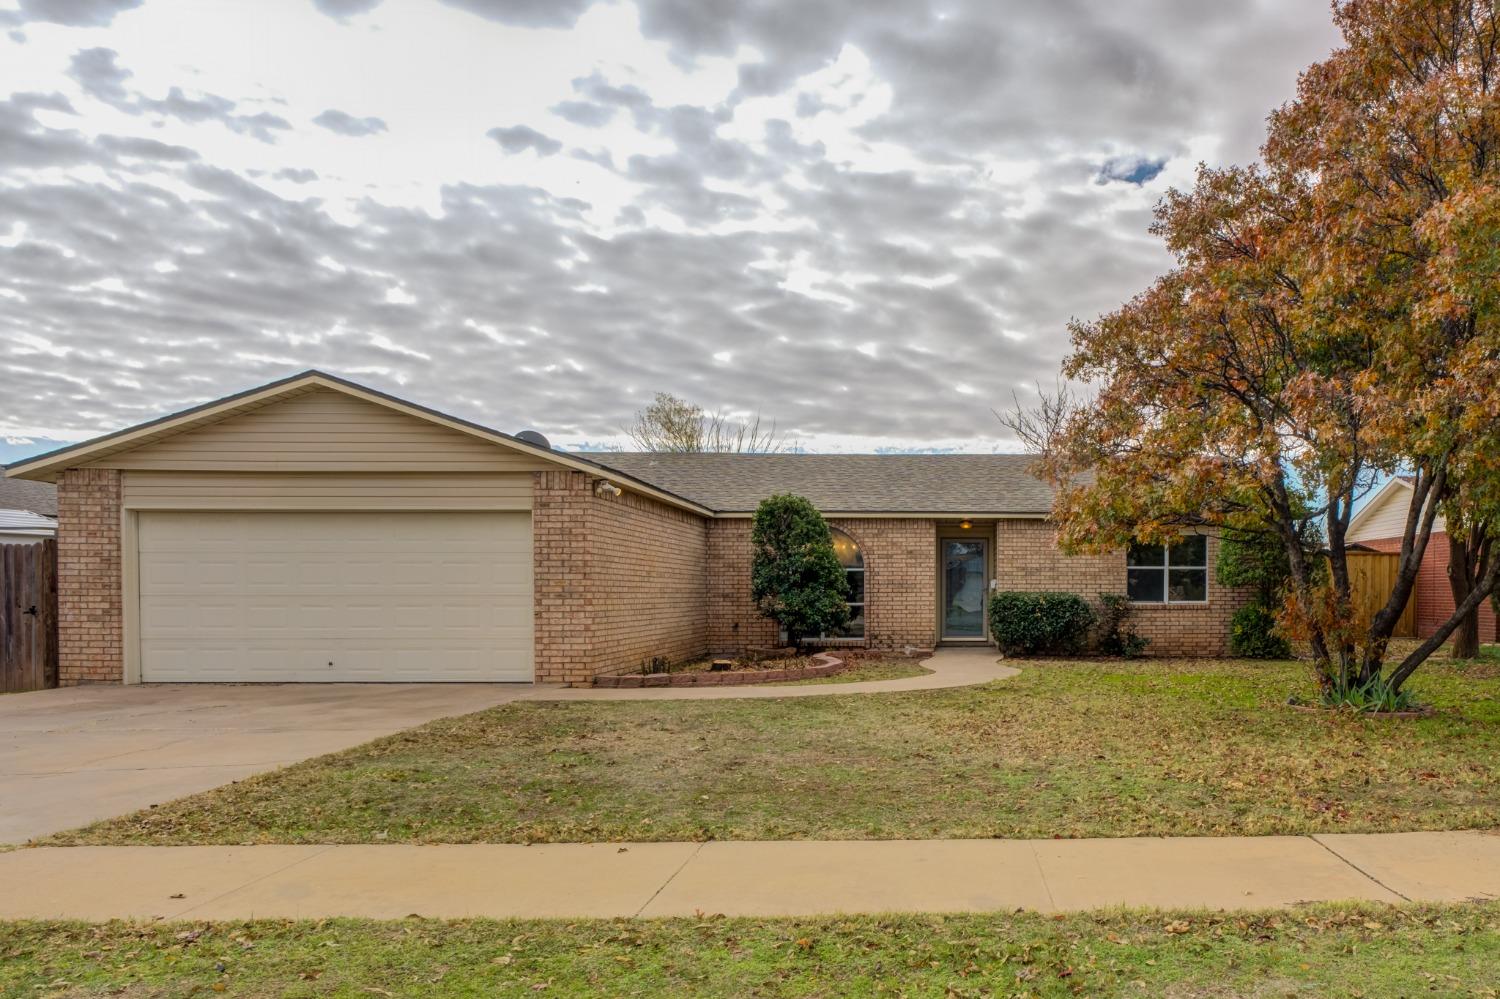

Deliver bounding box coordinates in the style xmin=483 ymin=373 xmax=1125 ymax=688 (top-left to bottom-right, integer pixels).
xmin=594 ymin=652 xmax=845 ymax=688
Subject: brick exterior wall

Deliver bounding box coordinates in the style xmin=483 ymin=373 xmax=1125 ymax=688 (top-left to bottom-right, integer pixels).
xmin=56 ymin=467 xmax=123 ymax=685
xmin=532 ymin=470 xmax=708 ymax=684
xmin=532 ymin=470 xmax=596 ymax=685
xmin=1360 ymin=533 xmax=1499 ymax=641
xmin=706 ymin=517 xmax=937 ymax=654
xmin=590 ymin=482 xmax=708 ymax=676
xmin=52 ymin=466 xmax=1255 ymax=686
xmin=994 ymin=519 xmax=1252 ymax=656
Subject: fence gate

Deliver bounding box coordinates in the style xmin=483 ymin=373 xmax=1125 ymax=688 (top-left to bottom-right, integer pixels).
xmin=1346 ymin=551 xmax=1417 ymax=638
xmin=0 ymin=539 xmax=58 ymax=692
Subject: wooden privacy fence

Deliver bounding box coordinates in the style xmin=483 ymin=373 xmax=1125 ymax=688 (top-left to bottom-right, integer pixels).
xmin=1346 ymin=550 xmax=1417 ymax=638
xmin=1 ymin=539 xmax=58 ymax=692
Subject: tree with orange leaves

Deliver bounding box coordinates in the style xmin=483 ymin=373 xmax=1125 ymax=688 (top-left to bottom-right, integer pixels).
xmin=1036 ymin=0 xmax=1500 ymax=700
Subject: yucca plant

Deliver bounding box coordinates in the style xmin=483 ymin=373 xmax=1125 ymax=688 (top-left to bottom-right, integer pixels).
xmin=1320 ymin=673 xmax=1420 ymax=714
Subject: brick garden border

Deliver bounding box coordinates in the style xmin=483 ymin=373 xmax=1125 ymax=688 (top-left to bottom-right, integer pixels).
xmin=594 ymin=652 xmax=846 ymax=688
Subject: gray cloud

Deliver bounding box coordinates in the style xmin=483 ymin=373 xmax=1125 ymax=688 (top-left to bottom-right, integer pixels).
xmin=5 ymin=2 xmax=1344 ymax=450
xmin=67 ymin=47 xmax=292 ymax=144
xmin=311 ymin=0 xmax=383 ymax=19
xmin=312 ymin=108 xmax=388 ymax=137
xmin=310 ymin=0 xmax=591 ymax=27
xmin=550 ymin=99 xmax=615 ymax=128
xmin=94 ymin=133 xmax=199 ymax=161
xmin=0 ymin=0 xmax=141 ymax=28
xmin=67 ymin=47 xmax=130 ymax=103
xmin=439 ymin=0 xmax=593 ymax=28
xmin=486 ymin=124 xmax=563 ymax=156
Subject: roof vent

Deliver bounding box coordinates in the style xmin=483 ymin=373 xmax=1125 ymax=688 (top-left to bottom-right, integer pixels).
xmin=515 ymin=429 xmax=551 ymax=450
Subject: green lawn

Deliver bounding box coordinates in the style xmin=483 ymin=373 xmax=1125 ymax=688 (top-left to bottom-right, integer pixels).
xmin=49 ymin=655 xmax=1500 ymax=846
xmin=3 ymin=903 xmax=1497 ymax=998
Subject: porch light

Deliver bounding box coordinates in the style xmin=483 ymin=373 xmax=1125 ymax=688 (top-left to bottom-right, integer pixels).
xmin=959 ymin=519 xmax=972 ymax=530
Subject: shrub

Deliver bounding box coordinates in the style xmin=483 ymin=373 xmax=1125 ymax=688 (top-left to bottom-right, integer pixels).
xmin=750 ymin=494 xmax=849 ymax=646
xmin=1217 ymin=522 xmax=1316 ymax=660
xmin=988 ymin=591 xmax=1096 ymax=656
xmin=1229 ymin=600 xmax=1292 ymax=659
xmin=1097 ymin=593 xmax=1150 ymax=658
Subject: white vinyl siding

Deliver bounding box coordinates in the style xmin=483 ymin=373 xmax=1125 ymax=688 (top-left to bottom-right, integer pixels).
xmin=1348 ymin=483 xmax=1446 ymax=542
xmin=136 ymin=510 xmax=533 ymax=682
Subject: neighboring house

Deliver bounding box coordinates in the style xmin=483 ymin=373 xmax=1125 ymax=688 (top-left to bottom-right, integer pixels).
xmin=1347 ymin=477 xmax=1498 ymax=642
xmin=0 ymin=509 xmax=57 ymax=544
xmin=4 ymin=371 xmax=1251 ymax=686
xmin=0 ymin=476 xmax=57 ymax=544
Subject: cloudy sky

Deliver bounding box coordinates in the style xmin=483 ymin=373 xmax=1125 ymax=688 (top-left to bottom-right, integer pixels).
xmin=0 ymin=0 xmax=1341 ymax=457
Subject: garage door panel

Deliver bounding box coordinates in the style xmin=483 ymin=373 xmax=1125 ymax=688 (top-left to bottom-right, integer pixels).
xmin=137 ymin=511 xmax=533 ymax=682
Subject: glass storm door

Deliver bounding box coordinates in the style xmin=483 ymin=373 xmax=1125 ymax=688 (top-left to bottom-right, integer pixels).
xmin=941 ymin=539 xmax=988 ymax=639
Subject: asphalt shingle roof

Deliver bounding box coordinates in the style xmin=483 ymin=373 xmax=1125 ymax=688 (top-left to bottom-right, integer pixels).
xmin=0 ymin=476 xmax=57 ymax=517
xmin=590 ymin=452 xmax=1054 ymax=515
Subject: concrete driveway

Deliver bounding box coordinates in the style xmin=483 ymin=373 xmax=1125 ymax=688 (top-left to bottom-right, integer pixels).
xmin=0 ymin=684 xmax=520 ymax=844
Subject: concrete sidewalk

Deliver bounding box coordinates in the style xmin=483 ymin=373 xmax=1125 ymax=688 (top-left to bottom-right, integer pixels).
xmin=2 ymin=830 xmax=1495 ymax=921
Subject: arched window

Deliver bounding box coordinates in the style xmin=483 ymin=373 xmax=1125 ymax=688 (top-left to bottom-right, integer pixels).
xmin=828 ymin=529 xmax=865 ymax=639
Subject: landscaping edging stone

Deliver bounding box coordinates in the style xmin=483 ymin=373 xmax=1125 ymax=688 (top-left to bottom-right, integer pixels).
xmin=594 ymin=652 xmax=846 ymax=688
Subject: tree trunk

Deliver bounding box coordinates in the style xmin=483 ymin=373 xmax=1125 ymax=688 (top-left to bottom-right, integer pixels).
xmin=1391 ymin=549 xmax=1500 ymax=690
xmin=1361 ymin=463 xmax=1447 ymax=682
xmin=1268 ymin=484 xmax=1332 ymax=683
xmin=1449 ymin=532 xmax=1481 ymax=659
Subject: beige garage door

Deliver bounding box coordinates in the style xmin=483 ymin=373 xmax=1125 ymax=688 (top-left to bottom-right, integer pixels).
xmin=137 ymin=511 xmax=533 ymax=682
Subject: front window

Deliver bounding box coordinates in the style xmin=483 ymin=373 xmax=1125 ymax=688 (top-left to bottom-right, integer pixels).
xmin=827 ymin=529 xmax=865 ymax=638
xmin=1127 ymin=536 xmax=1208 ymax=603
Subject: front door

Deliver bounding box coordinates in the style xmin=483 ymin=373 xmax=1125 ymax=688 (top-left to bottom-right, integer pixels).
xmin=940 ymin=538 xmax=989 ymax=641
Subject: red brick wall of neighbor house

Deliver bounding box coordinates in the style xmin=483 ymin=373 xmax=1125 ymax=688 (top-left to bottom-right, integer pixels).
xmin=532 ymin=470 xmax=709 ymax=684
xmin=706 ymin=517 xmax=939 ymax=654
xmin=56 ymin=468 xmax=124 ymax=685
xmin=1358 ymin=534 xmax=1499 ymax=641
xmin=993 ymin=519 xmax=1252 ymax=656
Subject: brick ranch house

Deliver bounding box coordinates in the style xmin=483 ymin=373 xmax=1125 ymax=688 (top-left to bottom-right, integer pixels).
xmin=1348 ymin=476 xmax=1499 ymax=643
xmin=4 ymin=371 xmax=1251 ymax=686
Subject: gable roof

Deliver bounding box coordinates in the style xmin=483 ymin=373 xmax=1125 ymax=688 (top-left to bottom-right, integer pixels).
xmin=1347 ymin=476 xmax=1448 ymax=541
xmin=592 ymin=452 xmax=1053 ymax=515
xmin=0 ymin=476 xmax=56 ymax=517
xmin=3 ymin=371 xmax=1056 ymax=519
xmin=2 ymin=371 xmax=712 ymax=516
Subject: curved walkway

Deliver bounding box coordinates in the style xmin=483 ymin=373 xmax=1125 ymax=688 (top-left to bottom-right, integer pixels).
xmin=524 ymin=646 xmax=1018 ymax=702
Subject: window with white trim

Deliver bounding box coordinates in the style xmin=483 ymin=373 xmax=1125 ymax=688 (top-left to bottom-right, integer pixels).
xmin=1127 ymin=536 xmax=1208 ymax=603
xmin=827 ymin=529 xmax=865 ymax=638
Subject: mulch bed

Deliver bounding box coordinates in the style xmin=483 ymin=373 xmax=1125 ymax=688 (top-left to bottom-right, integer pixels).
xmin=594 ymin=652 xmax=846 ymax=688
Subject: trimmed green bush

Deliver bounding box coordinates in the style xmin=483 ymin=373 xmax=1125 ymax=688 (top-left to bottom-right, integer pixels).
xmin=988 ymin=591 xmax=1096 ymax=656
xmin=750 ymin=494 xmax=850 ymax=646
xmin=1229 ymin=600 xmax=1292 ymax=659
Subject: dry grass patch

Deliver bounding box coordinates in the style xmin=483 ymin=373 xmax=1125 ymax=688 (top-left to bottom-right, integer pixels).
xmin=2 ymin=903 xmax=1496 ymax=998
xmin=51 ymin=656 xmax=1500 ymax=846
